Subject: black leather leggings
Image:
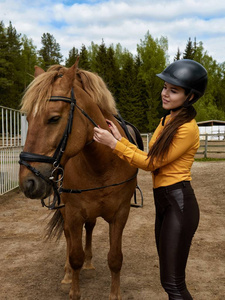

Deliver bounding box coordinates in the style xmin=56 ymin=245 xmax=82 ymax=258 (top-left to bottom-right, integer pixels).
xmin=153 ymin=181 xmax=199 ymax=300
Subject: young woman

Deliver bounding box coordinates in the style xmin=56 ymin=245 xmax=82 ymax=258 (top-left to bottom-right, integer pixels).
xmin=93 ymin=59 xmax=208 ymax=300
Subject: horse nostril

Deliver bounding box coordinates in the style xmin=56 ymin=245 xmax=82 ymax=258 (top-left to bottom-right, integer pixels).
xmin=27 ymin=179 xmax=35 ymax=189
xmin=25 ymin=179 xmax=36 ymax=195
xmin=22 ymin=176 xmax=52 ymax=199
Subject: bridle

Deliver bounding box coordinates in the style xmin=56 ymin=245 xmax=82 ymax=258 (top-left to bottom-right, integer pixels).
xmin=19 ymin=88 xmax=137 ymax=209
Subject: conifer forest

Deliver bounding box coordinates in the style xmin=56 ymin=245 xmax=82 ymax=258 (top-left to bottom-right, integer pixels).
xmin=1 ymin=21 xmax=225 ymax=132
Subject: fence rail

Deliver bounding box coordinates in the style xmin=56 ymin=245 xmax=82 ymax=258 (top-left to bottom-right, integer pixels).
xmin=0 ymin=106 xmax=27 ymax=195
xmin=197 ymin=133 xmax=225 ymax=158
xmin=141 ymin=133 xmax=225 ymax=159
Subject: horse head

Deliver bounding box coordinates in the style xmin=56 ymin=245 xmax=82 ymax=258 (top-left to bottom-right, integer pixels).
xmin=19 ymin=60 xmax=88 ymax=200
xmin=19 ymin=59 xmax=118 ymax=201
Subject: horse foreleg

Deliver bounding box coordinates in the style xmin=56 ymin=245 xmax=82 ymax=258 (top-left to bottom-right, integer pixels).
xmin=108 ymin=224 xmax=122 ymax=300
xmin=83 ymin=220 xmax=96 ymax=270
xmin=64 ymin=218 xmax=85 ymax=300
xmin=108 ymin=207 xmax=130 ymax=300
xmin=69 ymin=267 xmax=82 ymax=300
xmin=61 ymin=232 xmax=72 ymax=284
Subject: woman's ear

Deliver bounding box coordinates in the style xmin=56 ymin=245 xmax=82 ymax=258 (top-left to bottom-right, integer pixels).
xmin=188 ymin=93 xmax=195 ymax=102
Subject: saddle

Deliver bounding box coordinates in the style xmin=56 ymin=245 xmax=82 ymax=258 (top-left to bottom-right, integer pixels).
xmin=115 ymin=113 xmax=144 ymax=207
xmin=115 ymin=113 xmax=144 ymax=150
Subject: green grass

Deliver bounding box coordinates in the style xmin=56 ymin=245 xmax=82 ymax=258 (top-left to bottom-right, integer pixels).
xmin=195 ymin=157 xmax=225 ymax=162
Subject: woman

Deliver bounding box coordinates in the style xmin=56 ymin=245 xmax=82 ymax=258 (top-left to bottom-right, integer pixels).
xmin=93 ymin=59 xmax=208 ymax=300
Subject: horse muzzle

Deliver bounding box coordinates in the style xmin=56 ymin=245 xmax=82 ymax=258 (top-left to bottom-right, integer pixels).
xmin=19 ymin=163 xmax=53 ymax=199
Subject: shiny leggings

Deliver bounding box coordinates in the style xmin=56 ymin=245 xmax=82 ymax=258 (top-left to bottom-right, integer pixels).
xmin=153 ymin=181 xmax=199 ymax=300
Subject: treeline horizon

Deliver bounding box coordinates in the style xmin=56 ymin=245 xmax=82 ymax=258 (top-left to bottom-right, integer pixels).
xmin=0 ymin=20 xmax=225 ymax=132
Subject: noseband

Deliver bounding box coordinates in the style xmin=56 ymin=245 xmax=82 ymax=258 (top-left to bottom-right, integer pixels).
xmin=19 ymin=88 xmax=137 ymax=209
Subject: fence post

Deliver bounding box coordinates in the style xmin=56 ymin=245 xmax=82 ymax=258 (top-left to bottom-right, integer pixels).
xmin=1 ymin=105 xmax=27 ymax=195
xmin=204 ymin=134 xmax=208 ymax=158
xmin=21 ymin=115 xmax=28 ymax=146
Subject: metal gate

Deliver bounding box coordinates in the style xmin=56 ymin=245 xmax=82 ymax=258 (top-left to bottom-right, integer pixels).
xmin=0 ymin=106 xmax=27 ymax=195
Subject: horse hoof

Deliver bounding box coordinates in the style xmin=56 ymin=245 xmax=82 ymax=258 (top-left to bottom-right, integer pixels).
xmin=109 ymin=293 xmax=122 ymax=300
xmin=82 ymin=262 xmax=95 ymax=270
xmin=61 ymin=277 xmax=72 ymax=284
xmin=69 ymin=290 xmax=81 ymax=300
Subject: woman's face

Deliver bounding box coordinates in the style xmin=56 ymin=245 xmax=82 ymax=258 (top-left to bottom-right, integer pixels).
xmin=161 ymin=82 xmax=187 ymax=111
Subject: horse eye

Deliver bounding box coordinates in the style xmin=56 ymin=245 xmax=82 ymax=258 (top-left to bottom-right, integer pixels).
xmin=48 ymin=116 xmax=61 ymax=124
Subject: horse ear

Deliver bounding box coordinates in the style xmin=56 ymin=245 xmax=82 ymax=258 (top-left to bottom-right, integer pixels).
xmin=34 ymin=66 xmax=45 ymax=77
xmin=61 ymin=57 xmax=80 ymax=89
xmin=74 ymin=56 xmax=80 ymax=68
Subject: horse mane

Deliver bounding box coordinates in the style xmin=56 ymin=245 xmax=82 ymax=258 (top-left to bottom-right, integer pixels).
xmin=77 ymin=69 xmax=117 ymax=115
xmin=20 ymin=65 xmax=65 ymax=116
xmin=21 ymin=64 xmax=117 ymax=116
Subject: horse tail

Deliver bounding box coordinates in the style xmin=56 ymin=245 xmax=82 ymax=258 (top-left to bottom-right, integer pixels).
xmin=45 ymin=209 xmax=64 ymax=241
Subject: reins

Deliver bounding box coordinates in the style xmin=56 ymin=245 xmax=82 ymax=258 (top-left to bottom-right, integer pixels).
xmin=19 ymin=88 xmax=137 ymax=209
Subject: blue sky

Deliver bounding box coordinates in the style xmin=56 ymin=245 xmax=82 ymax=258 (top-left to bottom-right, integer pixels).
xmin=1 ymin=0 xmax=225 ymax=63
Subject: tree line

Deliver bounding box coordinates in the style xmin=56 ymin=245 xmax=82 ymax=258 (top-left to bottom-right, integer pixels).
xmin=0 ymin=21 xmax=225 ymax=132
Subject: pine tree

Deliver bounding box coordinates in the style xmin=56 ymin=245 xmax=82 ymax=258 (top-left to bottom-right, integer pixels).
xmin=0 ymin=21 xmax=23 ymax=108
xmin=133 ymin=55 xmax=149 ymax=132
xmin=79 ymin=44 xmax=91 ymax=70
xmin=21 ymin=35 xmax=39 ymax=89
xmin=88 ymin=42 xmax=99 ymax=71
xmin=0 ymin=20 xmax=224 ymax=124
xmin=65 ymin=47 xmax=79 ymax=67
xmin=114 ymin=43 xmax=126 ymax=67
xmin=183 ymin=37 xmax=195 ymax=59
xmin=193 ymin=37 xmax=197 ymax=56
xmin=94 ymin=39 xmax=108 ymax=79
xmin=137 ymin=31 xmax=167 ymax=131
xmin=190 ymin=41 xmax=225 ymax=121
xmin=38 ymin=33 xmax=63 ymax=69
xmin=105 ymin=45 xmax=120 ymax=101
xmin=174 ymin=48 xmax=182 ymax=61
xmin=0 ymin=21 xmax=13 ymax=104
xmin=118 ymin=52 xmax=137 ymax=123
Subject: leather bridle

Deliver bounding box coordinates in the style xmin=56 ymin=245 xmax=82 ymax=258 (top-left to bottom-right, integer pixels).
xmin=19 ymin=88 xmax=137 ymax=209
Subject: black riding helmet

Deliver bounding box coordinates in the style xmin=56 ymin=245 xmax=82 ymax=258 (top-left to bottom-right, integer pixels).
xmin=156 ymin=59 xmax=208 ymax=107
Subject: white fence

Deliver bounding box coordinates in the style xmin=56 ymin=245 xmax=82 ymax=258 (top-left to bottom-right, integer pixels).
xmin=199 ymin=125 xmax=225 ymax=140
xmin=141 ymin=133 xmax=151 ymax=152
xmin=142 ymin=132 xmax=225 ymax=159
xmin=0 ymin=106 xmax=27 ymax=195
xmin=197 ymin=133 xmax=225 ymax=158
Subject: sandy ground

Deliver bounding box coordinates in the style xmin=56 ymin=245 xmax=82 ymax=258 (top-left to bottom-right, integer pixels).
xmin=0 ymin=161 xmax=225 ymax=300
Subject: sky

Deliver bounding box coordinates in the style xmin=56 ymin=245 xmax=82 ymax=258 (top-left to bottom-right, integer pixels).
xmin=1 ymin=0 xmax=225 ymax=64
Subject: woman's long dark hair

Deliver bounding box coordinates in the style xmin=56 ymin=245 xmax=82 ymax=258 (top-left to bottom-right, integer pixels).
xmin=147 ymin=105 xmax=197 ymax=168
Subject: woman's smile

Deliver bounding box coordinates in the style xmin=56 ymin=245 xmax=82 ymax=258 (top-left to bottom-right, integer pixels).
xmin=161 ymin=82 xmax=187 ymax=114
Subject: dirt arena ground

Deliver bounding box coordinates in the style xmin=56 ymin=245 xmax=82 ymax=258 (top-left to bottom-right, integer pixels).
xmin=1 ymin=161 xmax=225 ymax=300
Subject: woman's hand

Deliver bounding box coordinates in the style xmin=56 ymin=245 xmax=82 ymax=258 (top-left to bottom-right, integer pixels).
xmin=93 ymin=126 xmax=118 ymax=149
xmin=105 ymin=119 xmax=122 ymax=141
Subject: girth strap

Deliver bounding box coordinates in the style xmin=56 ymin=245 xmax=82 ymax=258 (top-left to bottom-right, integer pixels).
xmin=60 ymin=171 xmax=138 ymax=194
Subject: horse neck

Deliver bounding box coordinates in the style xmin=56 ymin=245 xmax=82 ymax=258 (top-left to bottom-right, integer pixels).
xmin=81 ymin=140 xmax=116 ymax=174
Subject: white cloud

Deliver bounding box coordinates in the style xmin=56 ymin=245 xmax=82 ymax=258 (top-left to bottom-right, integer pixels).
xmin=0 ymin=0 xmax=225 ymax=63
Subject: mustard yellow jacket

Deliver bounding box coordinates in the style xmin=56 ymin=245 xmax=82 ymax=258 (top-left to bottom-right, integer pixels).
xmin=113 ymin=116 xmax=200 ymax=188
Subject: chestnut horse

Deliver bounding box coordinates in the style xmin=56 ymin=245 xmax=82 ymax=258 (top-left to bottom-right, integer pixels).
xmin=19 ymin=60 xmax=138 ymax=299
